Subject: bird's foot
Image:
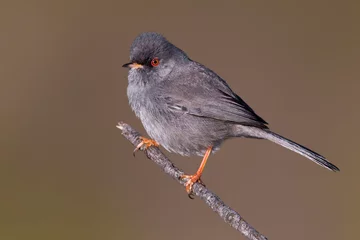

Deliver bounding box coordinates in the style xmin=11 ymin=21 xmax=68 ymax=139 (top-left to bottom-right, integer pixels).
xmin=180 ymin=173 xmax=205 ymax=199
xmin=133 ymin=137 xmax=159 ymax=156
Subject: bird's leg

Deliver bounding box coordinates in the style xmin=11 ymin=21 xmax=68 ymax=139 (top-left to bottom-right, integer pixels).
xmin=181 ymin=146 xmax=212 ymax=197
xmin=133 ymin=136 xmax=159 ymax=156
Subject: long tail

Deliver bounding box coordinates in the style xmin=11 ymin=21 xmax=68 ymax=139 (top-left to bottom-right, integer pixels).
xmin=239 ymin=126 xmax=340 ymax=171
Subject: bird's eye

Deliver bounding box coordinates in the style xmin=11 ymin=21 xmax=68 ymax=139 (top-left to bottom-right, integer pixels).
xmin=151 ymin=58 xmax=160 ymax=67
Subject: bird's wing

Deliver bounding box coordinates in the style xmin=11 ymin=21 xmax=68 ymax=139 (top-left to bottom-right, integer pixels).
xmin=158 ymin=63 xmax=268 ymax=129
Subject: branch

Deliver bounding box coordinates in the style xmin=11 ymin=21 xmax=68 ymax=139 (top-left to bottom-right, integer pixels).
xmin=117 ymin=122 xmax=268 ymax=240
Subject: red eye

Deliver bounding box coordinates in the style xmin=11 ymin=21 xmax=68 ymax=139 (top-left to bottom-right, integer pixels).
xmin=151 ymin=58 xmax=160 ymax=67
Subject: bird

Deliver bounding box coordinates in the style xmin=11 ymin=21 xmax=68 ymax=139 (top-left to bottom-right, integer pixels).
xmin=122 ymin=32 xmax=339 ymax=196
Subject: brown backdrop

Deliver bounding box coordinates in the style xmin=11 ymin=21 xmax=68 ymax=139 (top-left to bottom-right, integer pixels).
xmin=1 ymin=1 xmax=359 ymax=239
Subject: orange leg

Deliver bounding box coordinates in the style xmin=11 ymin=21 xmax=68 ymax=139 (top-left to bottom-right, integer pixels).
xmin=181 ymin=146 xmax=213 ymax=196
xmin=133 ymin=136 xmax=159 ymax=156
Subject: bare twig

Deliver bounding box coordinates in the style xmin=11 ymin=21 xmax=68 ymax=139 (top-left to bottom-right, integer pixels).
xmin=117 ymin=122 xmax=268 ymax=240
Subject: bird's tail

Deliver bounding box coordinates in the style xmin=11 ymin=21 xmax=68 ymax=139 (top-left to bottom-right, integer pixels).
xmin=238 ymin=126 xmax=339 ymax=172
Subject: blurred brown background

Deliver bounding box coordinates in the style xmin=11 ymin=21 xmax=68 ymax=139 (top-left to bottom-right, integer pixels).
xmin=1 ymin=0 xmax=359 ymax=239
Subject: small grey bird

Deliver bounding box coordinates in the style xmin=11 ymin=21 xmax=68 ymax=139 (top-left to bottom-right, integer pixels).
xmin=123 ymin=32 xmax=339 ymax=195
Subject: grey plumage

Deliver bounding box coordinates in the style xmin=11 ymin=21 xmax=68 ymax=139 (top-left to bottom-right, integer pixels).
xmin=124 ymin=32 xmax=339 ymax=172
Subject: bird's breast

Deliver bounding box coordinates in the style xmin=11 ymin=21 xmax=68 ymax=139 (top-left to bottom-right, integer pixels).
xmin=126 ymin=81 xmax=147 ymax=118
xmin=127 ymin=82 xmax=167 ymax=136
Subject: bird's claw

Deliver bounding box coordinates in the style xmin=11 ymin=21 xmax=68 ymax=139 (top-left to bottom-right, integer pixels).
xmin=180 ymin=174 xmax=205 ymax=199
xmin=133 ymin=137 xmax=159 ymax=156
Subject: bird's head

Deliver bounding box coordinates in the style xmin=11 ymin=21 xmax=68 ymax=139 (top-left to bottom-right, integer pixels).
xmin=123 ymin=32 xmax=189 ymax=85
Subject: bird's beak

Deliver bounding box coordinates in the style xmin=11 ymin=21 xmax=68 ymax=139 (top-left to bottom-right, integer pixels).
xmin=122 ymin=62 xmax=143 ymax=69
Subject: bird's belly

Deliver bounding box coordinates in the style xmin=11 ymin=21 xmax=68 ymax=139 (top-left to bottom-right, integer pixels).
xmin=139 ymin=109 xmax=230 ymax=156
